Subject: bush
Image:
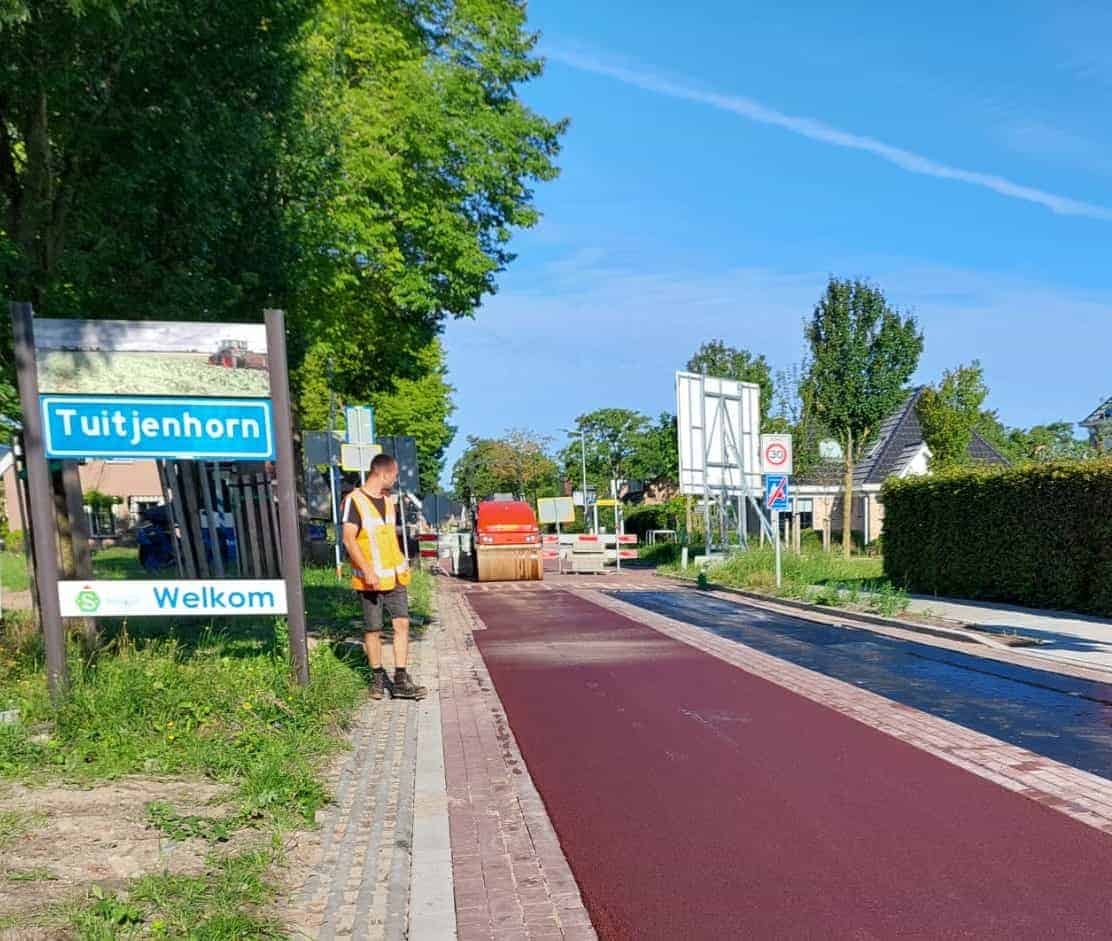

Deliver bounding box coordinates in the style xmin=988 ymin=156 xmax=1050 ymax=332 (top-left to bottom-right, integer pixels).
xmin=623 ymin=503 xmax=680 ymax=539
xmin=882 ymin=459 xmax=1112 ymax=614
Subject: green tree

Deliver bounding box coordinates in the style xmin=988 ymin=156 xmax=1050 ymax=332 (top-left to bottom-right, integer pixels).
xmin=805 ymin=277 xmax=923 ymax=556
xmin=451 ymin=429 xmax=557 ymax=504
xmin=916 ymin=361 xmax=989 ymax=470
xmin=1008 ymin=422 xmax=1094 ymax=463
xmin=686 ymin=340 xmax=775 ymax=427
xmin=560 ymin=409 xmax=650 ymax=492
xmin=452 ymin=436 xmax=502 ymax=505
xmin=487 ymin=429 xmax=559 ymax=502
xmin=626 ymin=412 xmax=678 ymax=482
xmin=371 ymin=340 xmax=456 ymax=493
xmin=287 ymin=0 xmax=566 ymax=406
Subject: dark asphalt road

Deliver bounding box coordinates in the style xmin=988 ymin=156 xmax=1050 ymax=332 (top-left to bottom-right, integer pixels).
xmin=613 ymin=589 xmax=1112 ymax=780
xmin=470 ymin=589 xmax=1112 ymax=940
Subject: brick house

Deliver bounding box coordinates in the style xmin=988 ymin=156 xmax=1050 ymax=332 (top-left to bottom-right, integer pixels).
xmin=794 ymin=387 xmax=1009 ymax=545
xmin=2 ymin=456 xmax=163 ymax=538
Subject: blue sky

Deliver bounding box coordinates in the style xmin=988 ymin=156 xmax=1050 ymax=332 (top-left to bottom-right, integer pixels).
xmin=440 ymin=0 xmax=1112 ymax=482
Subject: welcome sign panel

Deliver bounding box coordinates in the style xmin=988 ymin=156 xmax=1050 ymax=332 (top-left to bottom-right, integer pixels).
xmin=59 ymin=579 xmax=288 ymax=617
xmin=41 ymin=395 xmax=275 ymax=460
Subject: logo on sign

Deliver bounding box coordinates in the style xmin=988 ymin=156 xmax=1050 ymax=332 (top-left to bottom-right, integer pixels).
xmin=74 ymin=588 xmax=100 ymax=613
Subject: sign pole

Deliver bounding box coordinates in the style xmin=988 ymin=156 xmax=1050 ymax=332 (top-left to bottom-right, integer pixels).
xmin=265 ymin=309 xmax=310 ymax=686
xmin=327 ymin=358 xmax=342 ymax=578
xmin=10 ymin=302 xmax=68 ymax=700
xmin=774 ymin=509 xmax=782 ymax=588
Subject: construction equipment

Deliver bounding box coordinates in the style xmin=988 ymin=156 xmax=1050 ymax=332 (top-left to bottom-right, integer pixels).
xmin=474 ymin=500 xmax=543 ymax=582
xmin=209 ymin=339 xmax=267 ymax=369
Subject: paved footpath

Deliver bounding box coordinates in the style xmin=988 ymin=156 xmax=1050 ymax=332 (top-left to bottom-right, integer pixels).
xmin=904 ymin=593 xmax=1112 ymax=674
xmin=283 ymin=581 xmax=595 ymax=940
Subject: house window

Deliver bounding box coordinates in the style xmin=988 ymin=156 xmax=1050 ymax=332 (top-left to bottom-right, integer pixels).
xmin=85 ymin=504 xmax=116 ymax=537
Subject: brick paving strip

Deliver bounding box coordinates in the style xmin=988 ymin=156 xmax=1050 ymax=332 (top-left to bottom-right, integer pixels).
xmin=285 ymin=623 xmax=449 ymax=940
xmin=439 ymin=583 xmax=597 ymax=941
xmin=581 ymin=587 xmax=1112 ymax=837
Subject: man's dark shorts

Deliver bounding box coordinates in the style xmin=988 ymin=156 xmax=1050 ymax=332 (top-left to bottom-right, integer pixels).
xmin=360 ymin=586 xmax=409 ymax=632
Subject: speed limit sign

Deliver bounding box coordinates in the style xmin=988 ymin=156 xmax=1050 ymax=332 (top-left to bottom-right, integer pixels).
xmin=760 ymin=434 xmax=793 ymax=475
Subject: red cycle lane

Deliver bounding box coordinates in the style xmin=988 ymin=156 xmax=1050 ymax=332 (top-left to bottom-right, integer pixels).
xmin=468 ymin=589 xmax=1112 ymax=940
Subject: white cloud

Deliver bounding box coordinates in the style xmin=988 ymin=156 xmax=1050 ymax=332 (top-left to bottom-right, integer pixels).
xmin=546 ymin=46 xmax=1112 ymax=221
xmin=443 ymin=251 xmax=1112 ymax=473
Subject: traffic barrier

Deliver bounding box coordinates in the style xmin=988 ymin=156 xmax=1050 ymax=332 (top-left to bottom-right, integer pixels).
xmin=418 ymin=532 xmax=439 ymax=559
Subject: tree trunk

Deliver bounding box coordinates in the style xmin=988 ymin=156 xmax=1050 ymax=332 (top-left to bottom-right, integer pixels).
xmin=842 ymin=429 xmax=854 ymax=559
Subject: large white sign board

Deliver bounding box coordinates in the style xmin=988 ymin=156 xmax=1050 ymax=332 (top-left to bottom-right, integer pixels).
xmin=676 ymin=372 xmax=761 ymax=496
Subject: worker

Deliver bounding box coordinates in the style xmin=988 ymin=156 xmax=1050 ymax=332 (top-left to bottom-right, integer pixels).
xmin=341 ymin=453 xmax=426 ymax=701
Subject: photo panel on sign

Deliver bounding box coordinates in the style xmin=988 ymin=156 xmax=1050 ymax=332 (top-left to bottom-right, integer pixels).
xmin=675 ymin=371 xmax=762 ymax=495
xmin=33 ymin=318 xmax=270 ymax=397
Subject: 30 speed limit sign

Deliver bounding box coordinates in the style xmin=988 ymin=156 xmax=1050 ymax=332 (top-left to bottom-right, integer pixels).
xmin=760 ymin=434 xmax=793 ymax=475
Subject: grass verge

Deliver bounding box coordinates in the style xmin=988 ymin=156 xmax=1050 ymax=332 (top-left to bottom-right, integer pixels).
xmin=1 ymin=549 xmax=30 ymax=592
xmin=0 ymin=563 xmax=433 ymax=937
xmin=662 ymin=546 xmax=910 ymax=616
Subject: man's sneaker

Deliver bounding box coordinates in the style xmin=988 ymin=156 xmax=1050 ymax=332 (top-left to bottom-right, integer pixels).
xmin=370 ymin=669 xmax=387 ymax=701
xmin=391 ymin=672 xmax=427 ymax=701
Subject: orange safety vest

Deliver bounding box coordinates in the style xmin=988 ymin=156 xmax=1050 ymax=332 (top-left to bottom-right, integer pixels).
xmin=346 ymin=489 xmax=411 ymax=592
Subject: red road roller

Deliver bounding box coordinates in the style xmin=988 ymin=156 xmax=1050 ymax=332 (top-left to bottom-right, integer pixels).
xmin=475 ymin=500 xmax=543 ymax=582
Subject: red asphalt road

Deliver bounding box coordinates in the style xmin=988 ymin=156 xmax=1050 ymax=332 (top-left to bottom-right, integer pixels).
xmin=469 ymin=590 xmax=1112 ymax=940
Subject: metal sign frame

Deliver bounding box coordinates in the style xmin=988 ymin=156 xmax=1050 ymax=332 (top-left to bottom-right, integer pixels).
xmin=11 ymin=303 xmax=310 ymax=699
xmin=676 ymin=370 xmax=774 ymax=551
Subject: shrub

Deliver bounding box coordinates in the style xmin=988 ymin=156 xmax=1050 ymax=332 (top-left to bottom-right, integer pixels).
xmin=882 ymin=459 xmax=1112 ymax=615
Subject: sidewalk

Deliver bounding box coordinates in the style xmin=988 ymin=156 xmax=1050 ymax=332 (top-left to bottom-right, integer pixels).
xmin=906 ymin=594 xmax=1112 ymax=673
xmin=281 ymin=580 xmax=595 ymax=940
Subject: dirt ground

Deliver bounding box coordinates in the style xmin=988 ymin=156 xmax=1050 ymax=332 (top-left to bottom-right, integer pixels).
xmin=0 ymin=777 xmax=233 ymax=937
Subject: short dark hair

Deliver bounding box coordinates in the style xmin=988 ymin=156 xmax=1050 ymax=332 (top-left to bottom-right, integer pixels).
xmin=370 ymin=453 xmax=397 ymax=475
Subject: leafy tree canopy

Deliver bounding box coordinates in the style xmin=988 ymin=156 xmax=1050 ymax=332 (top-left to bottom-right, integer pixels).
xmin=686 ymin=340 xmax=775 ymax=425
xmin=805 ymin=277 xmax=923 ymax=555
xmin=916 ymin=361 xmax=989 ymax=470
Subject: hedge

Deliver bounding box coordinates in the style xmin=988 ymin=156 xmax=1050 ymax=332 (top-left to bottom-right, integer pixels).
xmin=881 ymin=460 xmax=1112 ymax=615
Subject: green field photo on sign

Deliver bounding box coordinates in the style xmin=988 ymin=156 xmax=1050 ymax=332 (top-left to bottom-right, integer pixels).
xmin=33 ymin=319 xmax=269 ymax=397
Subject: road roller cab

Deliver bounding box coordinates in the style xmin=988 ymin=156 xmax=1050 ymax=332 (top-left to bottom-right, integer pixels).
xmin=474 ymin=500 xmax=543 ymax=582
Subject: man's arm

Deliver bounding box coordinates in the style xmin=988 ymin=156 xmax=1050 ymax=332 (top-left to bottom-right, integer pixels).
xmin=342 ymin=521 xmax=379 ymax=589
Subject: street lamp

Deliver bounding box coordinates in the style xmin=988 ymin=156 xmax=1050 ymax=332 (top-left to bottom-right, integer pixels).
xmin=559 ymin=426 xmax=592 ymax=534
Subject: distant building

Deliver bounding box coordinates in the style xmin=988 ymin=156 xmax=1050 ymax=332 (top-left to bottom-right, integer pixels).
xmin=795 ymin=387 xmax=1009 ymax=545
xmin=2 ymin=458 xmax=163 ymax=539
xmin=1080 ymin=396 xmax=1112 ymax=451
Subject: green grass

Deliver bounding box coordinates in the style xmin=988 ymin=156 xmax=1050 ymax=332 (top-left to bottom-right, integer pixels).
xmin=1 ymin=550 xmax=29 ymax=593
xmin=0 ymin=564 xmax=434 ymax=937
xmin=91 ymin=546 xmax=146 ymax=580
xmin=665 ymin=546 xmax=909 ymax=616
xmin=0 ymin=808 xmax=45 ymax=848
xmin=6 ymin=866 xmax=57 ymax=882
xmin=70 ymin=843 xmax=283 ymax=940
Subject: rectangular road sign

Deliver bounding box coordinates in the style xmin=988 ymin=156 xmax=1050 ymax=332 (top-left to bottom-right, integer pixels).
xmin=40 ymin=394 xmax=274 ymax=460
xmin=760 ymin=433 xmax=794 ymax=476
xmin=340 ymin=442 xmax=381 ymax=472
xmin=765 ymin=474 xmax=790 ymax=512
xmin=344 ymin=405 xmax=375 ymax=444
xmin=537 ymin=496 xmax=576 ymax=524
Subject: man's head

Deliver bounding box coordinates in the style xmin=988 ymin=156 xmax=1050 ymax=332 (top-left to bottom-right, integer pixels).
xmin=368 ymin=453 xmax=399 ymax=491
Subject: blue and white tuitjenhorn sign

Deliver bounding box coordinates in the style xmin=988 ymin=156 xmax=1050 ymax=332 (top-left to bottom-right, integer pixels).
xmin=40 ymin=395 xmax=275 ymax=460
